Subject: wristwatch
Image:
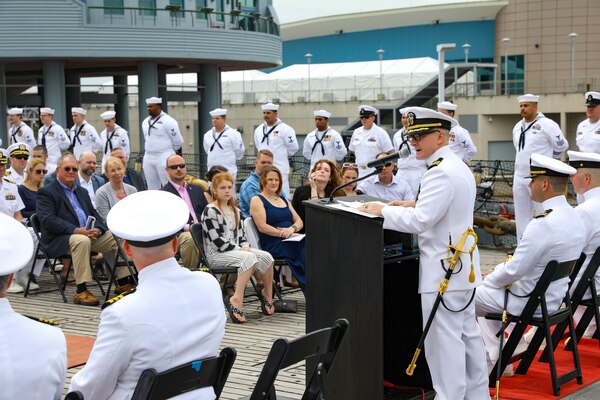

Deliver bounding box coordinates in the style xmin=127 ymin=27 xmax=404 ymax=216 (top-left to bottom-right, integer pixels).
xmin=291 ymin=224 xmax=299 ymax=232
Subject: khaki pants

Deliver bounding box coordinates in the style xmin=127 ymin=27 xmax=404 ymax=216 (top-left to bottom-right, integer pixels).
xmin=178 ymin=232 xmax=199 ymax=269
xmin=68 ymin=232 xmax=119 ymax=284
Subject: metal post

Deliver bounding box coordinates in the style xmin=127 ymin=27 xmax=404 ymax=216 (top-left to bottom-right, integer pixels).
xmin=377 ymin=48 xmax=385 ymax=100
xmin=436 ymin=43 xmax=456 ymax=103
xmin=304 ymin=53 xmax=312 ymax=102
xmin=463 ymin=43 xmax=471 ymax=96
xmin=502 ymin=37 xmax=510 ymax=95
xmin=569 ymin=32 xmax=578 ymax=91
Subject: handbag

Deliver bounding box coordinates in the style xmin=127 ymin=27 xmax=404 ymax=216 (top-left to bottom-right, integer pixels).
xmin=273 ymin=299 xmax=297 ymax=313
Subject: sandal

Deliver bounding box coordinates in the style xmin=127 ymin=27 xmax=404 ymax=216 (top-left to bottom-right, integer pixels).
xmin=259 ymin=289 xmax=275 ymax=316
xmin=226 ymin=298 xmax=246 ymax=324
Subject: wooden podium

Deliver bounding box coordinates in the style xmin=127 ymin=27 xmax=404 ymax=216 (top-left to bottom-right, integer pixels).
xmin=304 ymin=196 xmax=432 ymax=399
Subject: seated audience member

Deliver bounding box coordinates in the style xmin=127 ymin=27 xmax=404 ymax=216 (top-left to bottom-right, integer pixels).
xmin=357 ymin=152 xmax=414 ymax=201
xmin=96 ymin=157 xmax=138 ymax=222
xmin=201 ymin=172 xmax=275 ymax=323
xmin=102 ymin=147 xmax=147 ymax=192
xmin=18 ymin=157 xmax=47 ymax=221
xmin=567 ymin=151 xmax=600 ymax=337
xmin=5 ymin=143 xmax=31 ymax=184
xmin=250 ymin=166 xmax=306 ymax=292
xmin=204 ymin=164 xmax=228 ymax=203
xmin=475 ymin=154 xmax=584 ymax=370
xmin=31 ymin=144 xmax=49 ymax=163
xmin=239 ymin=149 xmax=273 ymax=219
xmin=339 ymin=163 xmax=361 ymax=196
xmin=37 ymin=153 xmax=121 ymax=306
xmin=292 ymin=159 xmax=342 ymax=233
xmin=0 ymin=214 xmax=67 ymax=400
xmin=161 ymin=154 xmax=207 ymax=269
xmin=69 ymin=190 xmax=225 ymax=400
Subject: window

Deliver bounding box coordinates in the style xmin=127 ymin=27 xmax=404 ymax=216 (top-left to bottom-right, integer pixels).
xmin=215 ymin=0 xmax=224 ymax=22
xmin=501 ymin=55 xmax=525 ymax=95
xmin=139 ymin=0 xmax=156 ymax=16
xmin=196 ymin=0 xmax=207 ymax=19
xmin=168 ymin=0 xmax=184 ymax=17
xmin=240 ymin=0 xmax=256 ymax=7
xmin=104 ymin=0 xmax=124 ymax=15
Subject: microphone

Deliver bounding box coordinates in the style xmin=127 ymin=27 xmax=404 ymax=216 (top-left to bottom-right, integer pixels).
xmin=366 ymin=147 xmax=410 ymax=169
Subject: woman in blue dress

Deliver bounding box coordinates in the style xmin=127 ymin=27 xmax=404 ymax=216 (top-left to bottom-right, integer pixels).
xmin=250 ymin=165 xmax=306 ymax=292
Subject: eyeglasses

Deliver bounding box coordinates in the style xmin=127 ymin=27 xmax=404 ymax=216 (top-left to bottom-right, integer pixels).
xmin=33 ymin=169 xmax=48 ymax=175
xmin=406 ymin=130 xmax=440 ymax=142
xmin=62 ymin=166 xmax=79 ymax=173
xmin=342 ymin=163 xmax=358 ymax=168
xmin=12 ymin=155 xmax=29 ymax=160
xmin=168 ymin=164 xmax=186 ymax=170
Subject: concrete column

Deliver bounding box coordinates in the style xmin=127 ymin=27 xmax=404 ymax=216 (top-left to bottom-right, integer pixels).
xmin=114 ymin=75 xmax=129 ymax=132
xmin=197 ymin=64 xmax=221 ymax=177
xmin=65 ymin=70 xmax=81 ymax=128
xmin=158 ymin=68 xmax=168 ymax=113
xmin=0 ymin=64 xmax=7 ymax=146
xmin=137 ymin=61 xmax=158 ymax=150
xmin=42 ymin=61 xmax=67 ymax=127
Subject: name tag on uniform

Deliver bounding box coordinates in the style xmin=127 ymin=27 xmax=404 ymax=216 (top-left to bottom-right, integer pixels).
xmin=5 ymin=193 xmax=16 ymax=201
xmin=367 ymin=136 xmax=376 ymax=142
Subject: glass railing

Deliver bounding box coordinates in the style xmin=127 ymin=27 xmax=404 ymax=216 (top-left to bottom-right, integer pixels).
xmin=86 ymin=6 xmax=279 ymax=35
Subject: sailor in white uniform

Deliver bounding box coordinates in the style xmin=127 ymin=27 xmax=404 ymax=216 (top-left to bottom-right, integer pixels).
xmin=512 ymin=94 xmax=568 ymax=242
xmin=575 ymin=92 xmax=600 ymax=153
xmin=360 ymin=107 xmax=489 ymax=400
xmin=253 ymin=102 xmax=298 ymax=197
xmin=69 ymin=190 xmax=226 ymax=400
xmin=302 ymin=109 xmax=347 ymax=169
xmin=141 ymin=97 xmax=184 ymax=190
xmin=38 ymin=107 xmax=70 ymax=174
xmin=99 ymin=110 xmax=130 ymax=173
xmin=0 ymin=214 xmax=67 ymax=400
xmin=68 ymin=107 xmax=102 ymax=160
xmin=437 ymin=101 xmax=477 ymax=163
xmin=348 ymin=105 xmax=394 ymax=178
xmin=4 ymin=143 xmax=31 ymax=185
xmin=203 ymin=108 xmax=245 ymax=181
xmin=393 ymin=108 xmax=427 ymax=195
xmin=7 ymin=107 xmax=36 ymax=148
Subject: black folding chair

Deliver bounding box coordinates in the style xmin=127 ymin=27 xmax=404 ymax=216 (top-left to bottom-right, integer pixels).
xmin=244 ymin=318 xmax=349 ymax=400
xmin=103 ymin=235 xmax=139 ymax=302
xmin=485 ymin=258 xmax=582 ymax=396
xmin=130 ymin=347 xmax=237 ymax=400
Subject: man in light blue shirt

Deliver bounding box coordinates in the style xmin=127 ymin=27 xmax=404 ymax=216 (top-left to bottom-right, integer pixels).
xmin=357 ymin=152 xmax=414 ymax=201
xmin=239 ymin=149 xmax=273 ymax=218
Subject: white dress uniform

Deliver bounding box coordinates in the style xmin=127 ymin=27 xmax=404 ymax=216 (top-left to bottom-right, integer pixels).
xmin=572 ymin=186 xmax=600 ymax=299
xmin=0 ymin=177 xmax=24 ymax=217
xmin=475 ymin=195 xmax=585 ymax=361
xmin=448 ymin=124 xmax=477 ymax=162
xmin=381 ymin=144 xmax=488 ymax=400
xmin=69 ymin=259 xmax=226 ymax=399
xmin=512 ymin=112 xmax=568 ymax=240
xmin=575 ymin=118 xmax=600 ymax=153
xmin=100 ymin=124 xmax=130 ymax=173
xmin=203 ymin=124 xmax=245 ymax=178
xmin=4 ymin=167 xmax=25 ymax=185
xmin=38 ymin=122 xmax=70 ymax=174
xmin=302 ymin=127 xmax=347 ymax=169
xmin=392 ymin=128 xmax=427 ymax=195
xmin=349 ymin=124 xmax=393 ymax=178
xmin=357 ymin=174 xmax=414 ymax=201
xmin=9 ymin=122 xmax=36 ymax=148
xmin=142 ymin=111 xmax=184 ymax=189
xmin=253 ymin=119 xmax=298 ymax=197
xmin=69 ymin=121 xmax=102 ymax=160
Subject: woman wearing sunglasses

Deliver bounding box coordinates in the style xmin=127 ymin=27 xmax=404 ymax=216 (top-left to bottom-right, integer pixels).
xmin=18 ymin=157 xmax=47 ymax=221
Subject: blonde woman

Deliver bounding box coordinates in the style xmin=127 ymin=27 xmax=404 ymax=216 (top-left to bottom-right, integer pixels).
xmin=96 ymin=157 xmax=137 ymax=222
xmin=18 ymin=157 xmax=47 ymax=221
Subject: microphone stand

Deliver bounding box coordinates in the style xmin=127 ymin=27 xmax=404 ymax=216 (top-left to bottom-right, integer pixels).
xmin=322 ymin=165 xmax=384 ymax=204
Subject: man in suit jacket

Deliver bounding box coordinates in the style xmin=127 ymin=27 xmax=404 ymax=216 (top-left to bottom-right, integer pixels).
xmin=101 ymin=147 xmax=147 ymax=192
xmin=161 ymin=154 xmax=208 ymax=269
xmin=37 ymin=153 xmax=118 ymax=306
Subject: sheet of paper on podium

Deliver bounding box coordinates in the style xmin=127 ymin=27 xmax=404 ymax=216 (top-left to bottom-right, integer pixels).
xmin=325 ymin=200 xmax=386 ymax=218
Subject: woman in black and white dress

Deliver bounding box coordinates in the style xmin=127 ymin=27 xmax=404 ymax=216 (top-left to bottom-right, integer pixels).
xmin=201 ymin=171 xmax=275 ymax=323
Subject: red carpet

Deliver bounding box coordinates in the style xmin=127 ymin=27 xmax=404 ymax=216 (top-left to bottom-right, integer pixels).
xmin=491 ymin=338 xmax=600 ymax=399
xmin=66 ymin=334 xmax=96 ymax=368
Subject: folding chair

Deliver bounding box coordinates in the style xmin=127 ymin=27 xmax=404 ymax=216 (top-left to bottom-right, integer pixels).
xmin=103 ymin=235 xmax=139 ymax=302
xmin=485 ymin=258 xmax=582 ymax=396
xmin=243 ymin=318 xmax=349 ymax=400
xmin=131 ymin=347 xmax=236 ymax=400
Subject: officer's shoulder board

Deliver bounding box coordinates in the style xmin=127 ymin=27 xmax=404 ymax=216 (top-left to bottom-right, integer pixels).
xmin=102 ymin=288 xmax=137 ymax=309
xmin=534 ymin=208 xmax=553 ymax=219
xmin=25 ymin=315 xmax=59 ymax=326
xmin=427 ymin=157 xmax=443 ymax=170
xmin=2 ymin=176 xmax=16 ymax=184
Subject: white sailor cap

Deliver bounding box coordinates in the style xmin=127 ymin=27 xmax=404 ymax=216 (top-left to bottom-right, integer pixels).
xmin=584 ymin=91 xmax=600 ymax=106
xmin=0 ymin=214 xmax=34 ymax=276
xmin=7 ymin=143 xmax=31 ymax=158
xmin=261 ymin=102 xmax=280 ymax=111
xmin=403 ymin=106 xmax=457 ymax=135
xmin=518 ymin=94 xmax=539 ymax=103
xmin=7 ymin=107 xmax=23 ymax=115
xmin=0 ymin=148 xmax=8 ymax=165
xmin=209 ymin=108 xmax=227 ymax=117
xmin=313 ymin=109 xmax=331 ymax=119
xmin=71 ymin=107 xmax=87 ymax=116
xmin=526 ymin=153 xmax=576 ymax=178
xmin=567 ymin=150 xmax=600 ymax=169
xmin=107 ymin=190 xmax=189 ymax=248
xmin=145 ymin=97 xmax=162 ymax=105
xmin=100 ymin=111 xmax=116 ymax=120
xmin=40 ymin=107 xmax=55 ymax=115
xmin=358 ymin=105 xmax=378 ymax=116
xmin=437 ymin=101 xmax=458 ymax=111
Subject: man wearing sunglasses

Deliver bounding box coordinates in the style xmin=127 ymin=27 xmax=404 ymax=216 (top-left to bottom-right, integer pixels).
xmin=361 ymin=107 xmax=488 ymax=400
xmin=161 ymin=154 xmax=207 ymax=269
xmin=5 ymin=143 xmax=31 ymax=185
xmin=7 ymin=107 xmax=36 ymax=149
xmin=575 ymin=91 xmax=600 ymax=153
xmin=349 ymin=105 xmax=394 ymax=178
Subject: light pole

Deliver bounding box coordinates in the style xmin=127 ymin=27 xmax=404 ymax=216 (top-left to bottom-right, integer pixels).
xmin=377 ymin=48 xmax=385 ymax=100
xmin=304 ymin=52 xmax=312 ymax=102
xmin=502 ymin=37 xmax=510 ymax=95
xmin=569 ymin=32 xmax=578 ymax=91
xmin=462 ymin=43 xmax=471 ymax=63
xmin=437 ymin=43 xmax=456 ymax=103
